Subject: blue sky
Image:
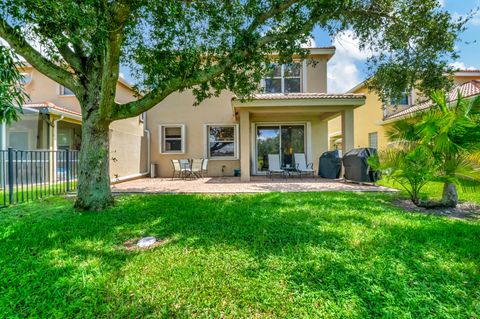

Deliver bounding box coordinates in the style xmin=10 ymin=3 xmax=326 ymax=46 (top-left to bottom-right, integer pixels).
xmin=315 ymin=0 xmax=480 ymax=93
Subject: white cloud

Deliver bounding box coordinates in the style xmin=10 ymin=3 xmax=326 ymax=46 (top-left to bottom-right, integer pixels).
xmin=449 ymin=61 xmax=478 ymax=70
xmin=438 ymin=0 xmax=445 ymax=7
xmin=327 ymin=31 xmax=372 ymax=93
xmin=300 ymin=36 xmax=317 ymax=48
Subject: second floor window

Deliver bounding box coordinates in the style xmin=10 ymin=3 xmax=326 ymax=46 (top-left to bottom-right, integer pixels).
xmin=264 ymin=63 xmax=302 ymax=93
xmin=389 ymin=93 xmax=409 ymax=106
xmin=59 ymin=85 xmax=75 ymax=96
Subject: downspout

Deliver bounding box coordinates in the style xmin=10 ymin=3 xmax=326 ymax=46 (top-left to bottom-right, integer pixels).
xmin=142 ymin=112 xmax=151 ymax=176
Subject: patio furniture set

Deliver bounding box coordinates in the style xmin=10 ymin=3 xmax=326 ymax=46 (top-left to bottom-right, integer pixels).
xmin=171 ymin=159 xmax=209 ymax=179
xmin=267 ymin=153 xmax=315 ymax=179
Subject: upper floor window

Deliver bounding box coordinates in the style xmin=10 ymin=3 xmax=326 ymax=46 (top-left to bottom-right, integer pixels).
xmin=59 ymin=85 xmax=75 ymax=96
xmin=20 ymin=73 xmax=32 ymax=86
xmin=264 ymin=63 xmax=302 ymax=93
xmin=389 ymin=93 xmax=409 ymax=106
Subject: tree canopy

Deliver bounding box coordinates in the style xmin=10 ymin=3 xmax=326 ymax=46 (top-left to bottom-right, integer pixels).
xmin=1 ymin=0 xmax=465 ymax=119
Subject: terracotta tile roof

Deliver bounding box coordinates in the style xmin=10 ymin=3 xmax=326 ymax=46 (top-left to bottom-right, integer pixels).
xmin=24 ymin=101 xmax=82 ymax=117
xmin=250 ymin=92 xmax=365 ymax=100
xmin=384 ymin=80 xmax=480 ymax=121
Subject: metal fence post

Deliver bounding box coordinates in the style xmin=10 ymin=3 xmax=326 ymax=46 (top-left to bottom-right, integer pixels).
xmin=65 ymin=148 xmax=70 ymax=192
xmin=7 ymin=148 xmax=14 ymax=204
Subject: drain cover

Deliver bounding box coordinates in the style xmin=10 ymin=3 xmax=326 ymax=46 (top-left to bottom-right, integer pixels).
xmin=137 ymin=236 xmax=157 ymax=248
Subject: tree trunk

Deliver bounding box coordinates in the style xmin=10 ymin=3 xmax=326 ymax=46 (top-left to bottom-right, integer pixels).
xmin=74 ymin=118 xmax=114 ymax=211
xmin=441 ymin=182 xmax=458 ymax=208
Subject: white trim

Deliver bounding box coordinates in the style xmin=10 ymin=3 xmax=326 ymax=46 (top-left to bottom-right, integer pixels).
xmin=250 ymin=122 xmax=256 ymax=174
xmin=204 ymin=123 xmax=239 ymax=160
xmin=302 ymin=59 xmax=308 ymax=93
xmin=0 ymin=123 xmax=6 ymax=150
xmin=454 ymin=71 xmax=480 ymax=77
xmin=233 ymin=98 xmax=365 ymax=108
xmin=306 ymin=121 xmax=312 ymax=164
xmin=159 ymin=124 xmax=186 ymax=154
xmin=252 ymin=121 xmax=308 ymax=175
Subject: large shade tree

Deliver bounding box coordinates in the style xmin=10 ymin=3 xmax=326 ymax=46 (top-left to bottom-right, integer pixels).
xmin=0 ymin=0 xmax=464 ymax=210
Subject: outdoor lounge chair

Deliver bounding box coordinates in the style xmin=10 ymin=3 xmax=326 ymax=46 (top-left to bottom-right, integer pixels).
xmin=171 ymin=159 xmax=182 ymax=179
xmin=294 ymin=153 xmax=315 ymax=178
xmin=267 ymin=154 xmax=286 ymax=179
xmin=191 ymin=158 xmax=203 ymax=178
xmin=201 ymin=158 xmax=209 ymax=177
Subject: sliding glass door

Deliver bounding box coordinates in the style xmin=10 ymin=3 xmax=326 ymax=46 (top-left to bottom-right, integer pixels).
xmin=256 ymin=124 xmax=305 ymax=174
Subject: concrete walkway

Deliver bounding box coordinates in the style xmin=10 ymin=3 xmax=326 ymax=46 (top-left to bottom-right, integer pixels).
xmin=112 ymin=177 xmax=396 ymax=194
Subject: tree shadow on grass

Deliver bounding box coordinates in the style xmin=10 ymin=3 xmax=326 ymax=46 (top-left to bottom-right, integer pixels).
xmin=1 ymin=193 xmax=479 ymax=317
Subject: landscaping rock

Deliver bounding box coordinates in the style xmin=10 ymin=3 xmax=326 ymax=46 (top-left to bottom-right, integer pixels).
xmin=137 ymin=236 xmax=157 ymax=248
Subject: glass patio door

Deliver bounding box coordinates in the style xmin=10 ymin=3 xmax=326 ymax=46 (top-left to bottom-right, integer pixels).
xmin=256 ymin=124 xmax=305 ymax=174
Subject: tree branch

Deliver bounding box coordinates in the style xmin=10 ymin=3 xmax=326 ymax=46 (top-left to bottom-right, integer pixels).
xmin=55 ymin=42 xmax=85 ymax=74
xmin=109 ymin=1 xmax=313 ymax=121
xmin=0 ymin=17 xmax=79 ymax=91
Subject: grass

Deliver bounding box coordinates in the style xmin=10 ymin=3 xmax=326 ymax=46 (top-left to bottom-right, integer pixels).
xmin=378 ymin=179 xmax=480 ymax=205
xmin=1 ymin=192 xmax=479 ymax=318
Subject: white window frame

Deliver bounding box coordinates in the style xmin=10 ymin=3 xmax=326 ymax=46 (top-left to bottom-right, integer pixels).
xmin=58 ymin=85 xmax=75 ymax=96
xmin=262 ymin=62 xmax=303 ymax=93
xmin=204 ymin=124 xmax=239 ymax=160
xmin=389 ymin=92 xmax=410 ymax=106
xmin=159 ymin=124 xmax=186 ymax=154
xmin=368 ymin=132 xmax=378 ymax=149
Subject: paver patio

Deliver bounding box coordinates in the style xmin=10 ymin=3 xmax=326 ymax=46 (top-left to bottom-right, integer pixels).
xmin=112 ymin=176 xmax=396 ymax=194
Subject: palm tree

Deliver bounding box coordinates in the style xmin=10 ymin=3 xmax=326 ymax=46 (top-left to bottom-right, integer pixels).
xmin=388 ymin=91 xmax=480 ymax=208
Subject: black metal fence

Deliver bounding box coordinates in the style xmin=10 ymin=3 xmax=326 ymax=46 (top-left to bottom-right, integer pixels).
xmin=0 ymin=148 xmax=79 ymax=207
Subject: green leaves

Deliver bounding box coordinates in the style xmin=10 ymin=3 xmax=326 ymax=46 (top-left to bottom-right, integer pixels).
xmin=0 ymin=46 xmax=27 ymax=124
xmin=386 ymin=90 xmax=480 ymax=207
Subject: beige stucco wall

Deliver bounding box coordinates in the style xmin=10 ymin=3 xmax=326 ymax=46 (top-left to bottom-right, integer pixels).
xmin=329 ymin=73 xmax=480 ymax=151
xmin=147 ymin=55 xmax=332 ymax=178
xmin=306 ymin=58 xmax=328 ymax=93
xmin=20 ymin=65 xmax=147 ymax=179
xmin=148 ymin=90 xmax=240 ymax=177
xmin=328 ymin=86 xmax=389 ymax=150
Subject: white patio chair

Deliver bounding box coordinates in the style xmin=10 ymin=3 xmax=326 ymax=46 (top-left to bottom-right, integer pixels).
xmin=171 ymin=160 xmax=182 ymax=180
xmin=268 ymin=154 xmax=286 ymax=179
xmin=191 ymin=158 xmax=203 ymax=178
xmin=294 ymin=153 xmax=315 ymax=178
xmin=201 ymin=158 xmax=209 ymax=177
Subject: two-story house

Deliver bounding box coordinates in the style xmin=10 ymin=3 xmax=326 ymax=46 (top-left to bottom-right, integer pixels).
xmin=5 ymin=47 xmax=366 ymax=182
xmin=328 ymin=70 xmax=480 ymax=150
xmin=2 ymin=64 xmax=149 ymax=182
xmin=147 ymin=47 xmax=366 ymax=180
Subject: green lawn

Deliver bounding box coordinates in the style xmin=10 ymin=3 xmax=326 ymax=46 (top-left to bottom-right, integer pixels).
xmin=378 ymin=179 xmax=480 ymax=205
xmin=1 ymin=193 xmax=479 ymax=318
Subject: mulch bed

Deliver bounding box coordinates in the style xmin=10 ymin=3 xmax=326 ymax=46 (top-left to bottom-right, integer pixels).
xmin=394 ymin=199 xmax=480 ymax=220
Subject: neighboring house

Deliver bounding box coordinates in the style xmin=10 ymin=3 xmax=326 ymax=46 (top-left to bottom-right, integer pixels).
xmin=2 ymin=64 xmax=149 ymax=181
xmin=328 ymin=70 xmax=480 ymax=150
xmin=147 ymin=47 xmax=366 ymax=180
